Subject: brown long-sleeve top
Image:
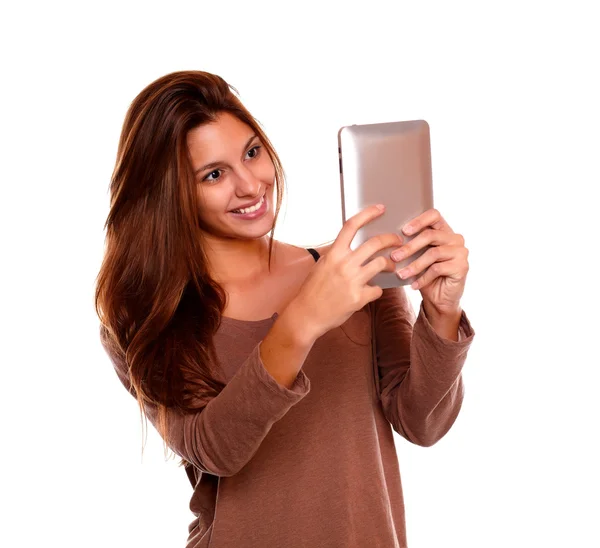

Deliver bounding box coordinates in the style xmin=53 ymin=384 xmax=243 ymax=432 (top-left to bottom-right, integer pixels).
xmin=100 ymin=247 xmax=475 ymax=548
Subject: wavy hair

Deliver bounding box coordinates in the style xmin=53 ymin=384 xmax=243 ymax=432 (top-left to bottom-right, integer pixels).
xmin=95 ymin=70 xmax=325 ymax=466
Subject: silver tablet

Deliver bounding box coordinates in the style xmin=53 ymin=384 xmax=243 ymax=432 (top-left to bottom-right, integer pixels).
xmin=338 ymin=120 xmax=434 ymax=289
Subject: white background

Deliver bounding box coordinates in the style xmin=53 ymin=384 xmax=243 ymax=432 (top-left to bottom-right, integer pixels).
xmin=2 ymin=1 xmax=598 ymax=547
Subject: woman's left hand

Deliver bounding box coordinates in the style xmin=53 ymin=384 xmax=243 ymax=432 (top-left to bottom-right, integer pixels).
xmin=391 ymin=208 xmax=469 ymax=314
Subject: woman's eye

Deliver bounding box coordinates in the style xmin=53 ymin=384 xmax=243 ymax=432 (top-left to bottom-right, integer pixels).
xmin=246 ymin=145 xmax=261 ymax=159
xmin=204 ymin=169 xmax=222 ymax=182
xmin=201 ymin=146 xmax=260 ymax=183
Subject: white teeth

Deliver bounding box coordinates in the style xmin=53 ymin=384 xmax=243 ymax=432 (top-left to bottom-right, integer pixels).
xmin=232 ymin=195 xmax=264 ymax=214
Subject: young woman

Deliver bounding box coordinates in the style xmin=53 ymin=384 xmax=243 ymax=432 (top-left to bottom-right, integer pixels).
xmin=96 ymin=70 xmax=475 ymax=548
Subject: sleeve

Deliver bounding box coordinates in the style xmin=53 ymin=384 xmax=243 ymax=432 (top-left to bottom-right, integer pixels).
xmin=100 ymin=326 xmax=311 ymax=477
xmin=369 ymin=286 xmax=475 ymax=447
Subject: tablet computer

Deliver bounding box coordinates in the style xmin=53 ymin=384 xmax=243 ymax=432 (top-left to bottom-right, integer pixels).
xmin=338 ymin=119 xmax=434 ymax=289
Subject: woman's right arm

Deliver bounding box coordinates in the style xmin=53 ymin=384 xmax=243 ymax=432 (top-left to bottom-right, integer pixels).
xmin=100 ymin=303 xmax=316 ymax=478
xmin=102 ymin=205 xmax=401 ymax=477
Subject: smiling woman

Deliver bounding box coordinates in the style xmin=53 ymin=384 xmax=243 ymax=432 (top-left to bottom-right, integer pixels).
xmin=95 ymin=70 xmax=476 ymax=548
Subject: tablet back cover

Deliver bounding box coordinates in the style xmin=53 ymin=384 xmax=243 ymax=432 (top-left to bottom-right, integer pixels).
xmin=338 ymin=120 xmax=434 ymax=289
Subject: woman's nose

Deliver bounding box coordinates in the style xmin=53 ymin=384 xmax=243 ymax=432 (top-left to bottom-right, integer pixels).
xmin=235 ymin=164 xmax=262 ymax=194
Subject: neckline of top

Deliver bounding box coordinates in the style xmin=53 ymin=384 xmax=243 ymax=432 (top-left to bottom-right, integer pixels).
xmin=219 ymin=247 xmax=319 ymax=325
xmin=220 ymin=311 xmax=279 ymax=324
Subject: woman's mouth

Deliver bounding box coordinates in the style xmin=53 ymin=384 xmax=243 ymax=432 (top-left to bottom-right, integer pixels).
xmin=228 ymin=194 xmax=267 ymax=220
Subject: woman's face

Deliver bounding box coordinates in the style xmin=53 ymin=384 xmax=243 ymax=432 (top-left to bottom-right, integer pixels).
xmin=187 ymin=111 xmax=276 ymax=240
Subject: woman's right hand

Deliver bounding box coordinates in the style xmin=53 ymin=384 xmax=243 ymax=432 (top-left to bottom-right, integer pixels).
xmin=289 ymin=204 xmax=403 ymax=341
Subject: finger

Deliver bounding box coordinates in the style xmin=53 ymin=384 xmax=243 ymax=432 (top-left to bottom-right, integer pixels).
xmin=351 ymin=232 xmax=403 ymax=268
xmin=364 ymin=283 xmax=384 ymax=305
xmin=332 ymin=204 xmax=386 ymax=254
xmin=396 ymin=244 xmax=461 ymax=281
xmin=408 ymin=257 xmax=465 ymax=290
xmin=359 ymin=255 xmax=397 ymax=285
xmin=402 ymin=208 xmax=453 ymax=236
xmin=391 ymin=229 xmax=457 ymax=262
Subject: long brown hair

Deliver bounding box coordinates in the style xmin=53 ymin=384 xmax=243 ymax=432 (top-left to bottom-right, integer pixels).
xmin=95 ymin=70 xmax=308 ymax=466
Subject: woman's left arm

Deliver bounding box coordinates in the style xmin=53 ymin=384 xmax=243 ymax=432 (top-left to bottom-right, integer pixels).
xmin=372 ymin=208 xmax=476 ymax=446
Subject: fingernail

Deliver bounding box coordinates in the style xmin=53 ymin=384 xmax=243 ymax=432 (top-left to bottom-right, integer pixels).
xmin=376 ymin=204 xmax=385 ymax=211
xmin=403 ymin=224 xmax=413 ymax=234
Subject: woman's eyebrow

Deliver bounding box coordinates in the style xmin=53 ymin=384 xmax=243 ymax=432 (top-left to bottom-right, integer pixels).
xmin=194 ymin=134 xmax=258 ymax=175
